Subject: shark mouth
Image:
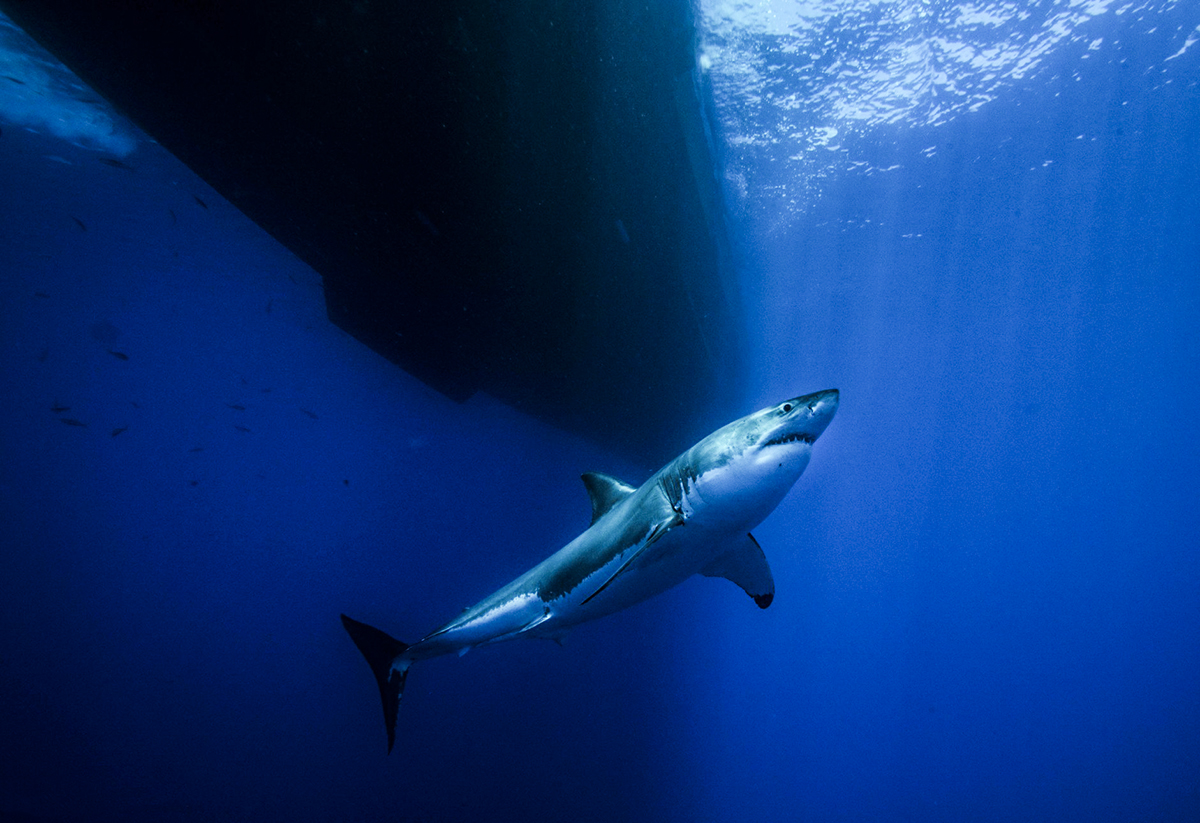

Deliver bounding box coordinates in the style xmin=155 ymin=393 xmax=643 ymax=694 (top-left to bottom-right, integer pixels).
xmin=764 ymin=432 xmax=815 ymax=447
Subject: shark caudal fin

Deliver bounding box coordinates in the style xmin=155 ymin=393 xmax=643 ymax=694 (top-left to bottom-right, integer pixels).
xmin=340 ymin=614 xmax=410 ymax=754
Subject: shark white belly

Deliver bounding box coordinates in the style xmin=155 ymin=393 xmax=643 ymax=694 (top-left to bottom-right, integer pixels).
xmin=342 ymin=388 xmax=839 ymax=752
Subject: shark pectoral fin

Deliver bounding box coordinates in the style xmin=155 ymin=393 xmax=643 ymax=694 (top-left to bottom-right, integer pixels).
xmin=581 ymin=472 xmax=637 ymax=525
xmin=580 ymin=547 xmax=648 ymax=606
xmin=581 ymin=513 xmax=682 ymax=606
xmin=700 ymin=533 xmax=776 ymax=609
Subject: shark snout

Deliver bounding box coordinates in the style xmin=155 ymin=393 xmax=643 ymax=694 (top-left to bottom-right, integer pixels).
xmin=790 ymin=388 xmax=839 ymax=440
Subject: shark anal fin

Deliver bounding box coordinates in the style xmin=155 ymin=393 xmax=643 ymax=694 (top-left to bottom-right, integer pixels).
xmin=700 ymin=533 xmax=776 ymax=609
xmin=581 ymin=514 xmax=681 ymax=606
xmin=581 ymin=472 xmax=637 ymax=525
xmin=340 ymin=614 xmax=411 ymax=754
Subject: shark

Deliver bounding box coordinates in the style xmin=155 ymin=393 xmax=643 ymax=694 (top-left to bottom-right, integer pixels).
xmin=341 ymin=388 xmax=839 ymax=752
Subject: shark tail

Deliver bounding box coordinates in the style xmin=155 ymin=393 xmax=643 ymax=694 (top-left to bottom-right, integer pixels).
xmin=340 ymin=614 xmax=410 ymax=754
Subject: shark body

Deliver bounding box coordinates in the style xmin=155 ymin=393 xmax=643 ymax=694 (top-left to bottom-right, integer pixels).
xmin=342 ymin=389 xmax=839 ymax=752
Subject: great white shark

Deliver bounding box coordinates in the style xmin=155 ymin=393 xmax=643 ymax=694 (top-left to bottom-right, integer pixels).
xmin=342 ymin=388 xmax=839 ymax=752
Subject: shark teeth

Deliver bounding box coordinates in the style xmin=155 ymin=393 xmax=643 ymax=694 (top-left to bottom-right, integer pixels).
xmin=765 ymin=432 xmax=815 ymax=447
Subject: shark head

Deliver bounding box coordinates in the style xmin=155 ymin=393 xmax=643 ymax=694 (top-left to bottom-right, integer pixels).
xmin=666 ymin=389 xmax=839 ymax=529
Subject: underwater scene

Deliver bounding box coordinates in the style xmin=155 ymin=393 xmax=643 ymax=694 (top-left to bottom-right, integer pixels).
xmin=1 ymin=1 xmax=1198 ymax=821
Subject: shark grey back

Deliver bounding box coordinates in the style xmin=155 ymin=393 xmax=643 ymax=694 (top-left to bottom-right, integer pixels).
xmin=342 ymin=389 xmax=839 ymax=752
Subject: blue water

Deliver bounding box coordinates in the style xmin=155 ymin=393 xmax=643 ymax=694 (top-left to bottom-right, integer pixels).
xmin=2 ymin=4 xmax=1199 ymax=822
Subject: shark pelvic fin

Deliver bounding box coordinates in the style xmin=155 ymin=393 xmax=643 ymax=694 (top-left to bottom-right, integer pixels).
xmin=700 ymin=533 xmax=776 ymax=609
xmin=581 ymin=472 xmax=637 ymax=525
xmin=340 ymin=614 xmax=410 ymax=754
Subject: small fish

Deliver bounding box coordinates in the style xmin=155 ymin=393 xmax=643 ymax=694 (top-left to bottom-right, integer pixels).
xmin=188 ymin=447 xmax=205 ymax=453
xmin=265 ymin=298 xmax=273 ymax=314
xmin=261 ymin=387 xmax=272 ymax=393
xmin=37 ymin=348 xmax=50 ymax=363
xmin=71 ymin=216 xmax=87 ymax=232
xmin=107 ymin=349 xmax=129 ymax=361
xmin=130 ymin=401 xmax=140 ymax=408
xmin=99 ymin=157 xmax=134 ymax=171
xmin=3 ymin=75 xmax=25 ymax=85
xmin=300 ymin=408 xmax=319 ymax=420
xmin=51 ymin=402 xmax=70 ymax=413
xmin=193 ymin=195 xmax=208 ymax=209
xmin=226 ymin=403 xmax=246 ymax=411
xmin=111 ymin=427 xmax=127 ymax=437
xmin=60 ymin=418 xmax=87 ymax=427
xmin=234 ymin=425 xmax=252 ymax=433
xmin=168 ymin=209 xmax=177 ymax=225
xmin=34 ymin=291 xmax=50 ymax=299
xmin=189 ymin=480 xmax=199 ymax=487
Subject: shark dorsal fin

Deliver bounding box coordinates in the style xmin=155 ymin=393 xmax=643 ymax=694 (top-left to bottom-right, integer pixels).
xmin=700 ymin=533 xmax=776 ymax=609
xmin=581 ymin=472 xmax=637 ymax=525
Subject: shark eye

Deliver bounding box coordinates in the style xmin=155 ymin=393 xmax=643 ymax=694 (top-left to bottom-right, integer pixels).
xmin=781 ymin=403 xmax=793 ymax=413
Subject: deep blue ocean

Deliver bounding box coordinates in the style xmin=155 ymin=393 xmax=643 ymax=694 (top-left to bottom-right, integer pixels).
xmin=2 ymin=3 xmax=1198 ymax=822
